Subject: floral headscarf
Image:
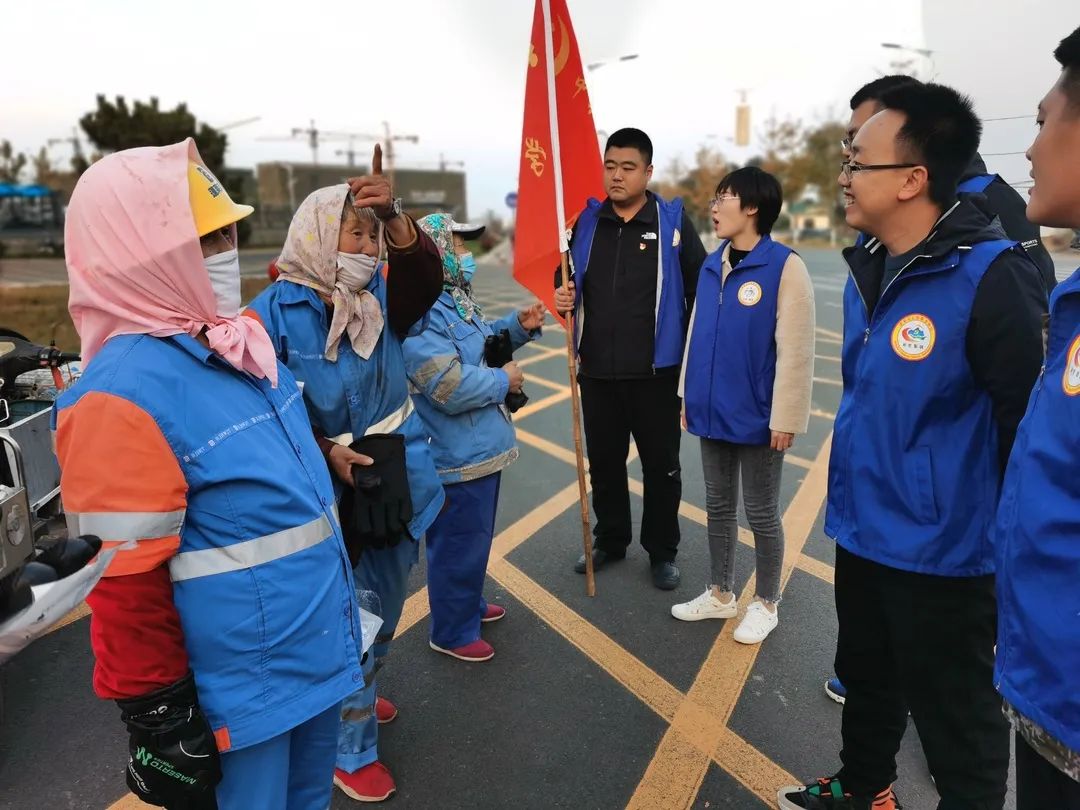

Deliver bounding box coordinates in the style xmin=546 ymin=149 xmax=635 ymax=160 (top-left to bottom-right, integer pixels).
xmin=275 ymin=185 xmax=384 ymax=360
xmin=417 ymin=213 xmax=482 ymax=322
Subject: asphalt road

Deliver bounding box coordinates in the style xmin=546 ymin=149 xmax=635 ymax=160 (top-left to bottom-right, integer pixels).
xmin=2 ymin=247 xmax=1075 ymax=809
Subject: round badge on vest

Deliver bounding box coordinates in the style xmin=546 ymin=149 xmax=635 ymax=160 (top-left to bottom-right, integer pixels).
xmin=1063 ymin=334 xmax=1080 ymax=396
xmin=891 ymin=314 xmax=936 ymax=361
xmin=738 ymin=281 xmax=762 ymax=306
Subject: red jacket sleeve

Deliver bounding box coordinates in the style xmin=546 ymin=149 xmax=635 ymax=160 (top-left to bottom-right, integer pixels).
xmin=56 ymin=391 xmax=190 ymax=699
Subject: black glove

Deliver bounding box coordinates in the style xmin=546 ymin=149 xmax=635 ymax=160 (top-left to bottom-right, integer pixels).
xmin=0 ymin=535 xmax=103 ymax=622
xmin=483 ymin=329 xmax=529 ymax=413
xmin=116 ymin=672 xmax=221 ymax=809
xmin=338 ymin=433 xmax=413 ymax=564
xmin=35 ymin=534 xmax=102 ymax=577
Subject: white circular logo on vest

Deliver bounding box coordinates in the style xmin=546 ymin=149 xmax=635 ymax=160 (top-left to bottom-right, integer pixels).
xmin=891 ymin=314 xmax=936 ymax=361
xmin=1063 ymin=334 xmax=1080 ymax=396
xmin=738 ymin=281 xmax=762 ymax=307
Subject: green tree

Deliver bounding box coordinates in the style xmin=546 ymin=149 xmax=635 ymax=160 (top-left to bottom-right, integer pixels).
xmin=76 ymin=96 xmax=250 ymax=243
xmin=652 ymin=146 xmax=738 ymax=232
xmin=791 ymin=120 xmax=847 ymax=221
xmin=76 ymin=95 xmax=228 ymax=176
xmin=752 ymin=114 xmax=809 ymax=204
xmin=0 ymin=141 xmax=27 ymax=183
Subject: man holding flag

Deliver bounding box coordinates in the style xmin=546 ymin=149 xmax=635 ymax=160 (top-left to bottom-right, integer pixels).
xmin=554 ymin=129 xmax=707 ymax=589
xmin=511 ymin=0 xmax=705 ymax=591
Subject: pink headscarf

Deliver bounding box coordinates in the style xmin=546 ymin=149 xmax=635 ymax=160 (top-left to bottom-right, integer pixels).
xmin=64 ymin=138 xmax=278 ymax=385
xmin=275 ymin=184 xmax=384 ymax=361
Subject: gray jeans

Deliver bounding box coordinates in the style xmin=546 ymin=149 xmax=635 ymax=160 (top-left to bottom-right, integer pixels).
xmin=699 ymin=438 xmax=785 ymax=603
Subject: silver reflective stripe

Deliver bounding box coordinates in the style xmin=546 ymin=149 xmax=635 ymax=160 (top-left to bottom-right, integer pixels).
xmin=329 ymin=397 xmax=414 ymax=445
xmin=67 ymin=510 xmax=185 ymax=542
xmin=169 ymin=514 xmax=332 ymax=582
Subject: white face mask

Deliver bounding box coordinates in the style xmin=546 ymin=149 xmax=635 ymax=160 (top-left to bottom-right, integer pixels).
xmin=203 ymin=248 xmax=241 ymax=318
xmin=337 ymin=251 xmax=379 ymax=293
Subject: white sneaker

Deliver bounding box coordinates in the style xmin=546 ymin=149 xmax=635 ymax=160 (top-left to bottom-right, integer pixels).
xmin=671 ymin=588 xmax=737 ymax=622
xmin=733 ymin=601 xmax=779 ymax=644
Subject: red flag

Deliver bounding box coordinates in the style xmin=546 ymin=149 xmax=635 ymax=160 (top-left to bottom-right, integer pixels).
xmin=512 ymin=0 xmax=604 ymax=323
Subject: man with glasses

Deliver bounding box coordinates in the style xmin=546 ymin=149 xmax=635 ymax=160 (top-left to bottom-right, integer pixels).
xmin=779 ymin=82 xmax=1045 ymax=810
xmin=840 ymin=75 xmax=1056 ymax=294
xmin=825 ymin=74 xmax=1058 ymax=708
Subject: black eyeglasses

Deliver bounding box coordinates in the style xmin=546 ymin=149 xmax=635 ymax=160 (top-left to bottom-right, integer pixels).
xmin=840 ymin=161 xmax=919 ymax=182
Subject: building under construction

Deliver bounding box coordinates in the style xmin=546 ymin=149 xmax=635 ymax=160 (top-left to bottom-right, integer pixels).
xmin=251 ymin=162 xmax=467 ymax=245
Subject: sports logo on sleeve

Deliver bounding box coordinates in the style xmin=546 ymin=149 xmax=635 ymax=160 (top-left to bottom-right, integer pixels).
xmin=891 ymin=314 xmax=936 ymax=361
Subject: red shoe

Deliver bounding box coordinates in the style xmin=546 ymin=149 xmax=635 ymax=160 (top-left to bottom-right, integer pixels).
xmin=429 ymin=638 xmax=495 ymax=662
xmin=334 ymin=762 xmax=396 ymax=802
xmin=481 ymin=603 xmax=506 ymax=623
xmin=375 ymin=696 xmax=398 ymax=725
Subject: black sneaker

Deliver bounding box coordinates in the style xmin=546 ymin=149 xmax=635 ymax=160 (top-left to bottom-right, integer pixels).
xmin=777 ymin=777 xmax=901 ymax=809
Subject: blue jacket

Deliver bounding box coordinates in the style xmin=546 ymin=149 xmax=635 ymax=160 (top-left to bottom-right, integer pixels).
xmin=569 ymin=195 xmax=687 ymax=369
xmin=248 ymin=274 xmax=445 ymax=540
xmin=826 ymin=207 xmax=1025 ymax=576
xmin=683 ymin=236 xmax=793 ymax=445
xmin=995 ymin=266 xmax=1080 ymax=755
xmin=56 ymin=334 xmax=361 ymax=752
xmin=402 ymin=293 xmax=538 ymax=483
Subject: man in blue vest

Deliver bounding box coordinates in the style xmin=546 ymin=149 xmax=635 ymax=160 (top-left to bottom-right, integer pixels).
xmin=779 ymin=83 xmax=1046 ymax=810
xmin=825 ymin=73 xmax=1059 ymax=707
xmin=995 ymin=25 xmax=1080 ymax=810
xmin=842 ymin=75 xmax=1056 ymax=293
xmin=553 ymin=128 xmax=707 ymax=590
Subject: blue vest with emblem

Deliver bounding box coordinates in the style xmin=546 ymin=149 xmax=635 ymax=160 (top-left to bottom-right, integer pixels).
xmin=825 ymin=238 xmax=1017 ymax=576
xmin=569 ymin=195 xmax=687 ymax=368
xmin=683 ymin=235 xmax=792 ymax=445
xmin=248 ymin=273 xmax=446 ymax=540
xmin=994 ymin=266 xmax=1080 ymax=754
xmin=55 ymin=335 xmax=362 ymax=751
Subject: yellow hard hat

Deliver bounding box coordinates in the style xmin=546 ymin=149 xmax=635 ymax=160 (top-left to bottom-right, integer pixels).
xmin=187 ymin=162 xmax=254 ymax=237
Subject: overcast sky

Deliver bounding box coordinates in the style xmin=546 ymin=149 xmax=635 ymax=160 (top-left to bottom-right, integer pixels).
xmin=2 ymin=0 xmax=1070 ymax=217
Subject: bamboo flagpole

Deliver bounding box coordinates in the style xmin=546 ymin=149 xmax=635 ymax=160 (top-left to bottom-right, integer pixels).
xmin=540 ymin=0 xmax=595 ymax=596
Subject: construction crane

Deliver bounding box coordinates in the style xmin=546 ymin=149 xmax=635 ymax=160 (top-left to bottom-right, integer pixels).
xmin=326 ymin=122 xmax=419 ymax=185
xmin=439 ymin=154 xmax=465 ymax=172
xmin=258 ymin=120 xmax=325 ymax=164
xmin=46 ymin=128 xmax=85 ymax=163
xmin=258 ymin=121 xmax=418 ymax=178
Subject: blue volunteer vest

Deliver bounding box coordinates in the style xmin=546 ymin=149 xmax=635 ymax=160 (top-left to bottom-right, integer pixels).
xmin=683 ymin=235 xmax=793 ymax=445
xmin=825 ymin=238 xmax=1018 ymax=576
xmin=994 ymin=267 xmax=1080 ymax=754
xmin=569 ymin=195 xmax=687 ymax=369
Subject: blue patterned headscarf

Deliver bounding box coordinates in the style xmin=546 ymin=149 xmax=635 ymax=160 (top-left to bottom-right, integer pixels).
xmin=417 ymin=213 xmax=482 ymax=322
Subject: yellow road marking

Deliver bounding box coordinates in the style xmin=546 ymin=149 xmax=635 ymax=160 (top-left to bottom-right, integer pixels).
xmin=512 ymin=390 xmax=572 ymax=419
xmin=797 ymin=553 xmax=835 ymax=585
xmin=488 ymin=557 xmax=685 ymax=721
xmin=627 ymin=434 xmax=832 ymax=808
xmin=45 ymin=601 xmax=91 ymax=635
xmin=785 ymin=454 xmax=814 ymax=470
xmin=526 ymin=374 xmax=571 ymax=394
xmin=810 ymin=408 xmax=837 ymax=420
